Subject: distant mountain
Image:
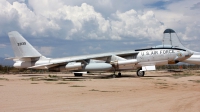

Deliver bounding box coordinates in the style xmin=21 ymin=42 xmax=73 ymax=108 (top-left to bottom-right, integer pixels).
xmin=0 ymin=57 xmax=14 ymax=66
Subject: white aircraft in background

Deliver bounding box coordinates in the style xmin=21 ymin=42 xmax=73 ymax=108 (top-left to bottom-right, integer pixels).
xmin=7 ymin=31 xmax=192 ymax=77
xmin=162 ymin=28 xmax=200 ymax=65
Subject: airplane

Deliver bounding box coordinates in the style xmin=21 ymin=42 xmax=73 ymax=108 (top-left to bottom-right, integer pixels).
xmin=6 ymin=31 xmax=193 ymax=77
xmin=162 ymin=28 xmax=200 ymax=65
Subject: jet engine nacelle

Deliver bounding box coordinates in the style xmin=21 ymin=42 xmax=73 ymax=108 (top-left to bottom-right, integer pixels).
xmin=112 ymin=59 xmax=138 ymax=66
xmin=13 ymin=61 xmax=32 ymax=68
xmin=65 ymin=62 xmax=112 ymax=71
xmin=65 ymin=62 xmax=82 ymax=70
xmin=112 ymin=59 xmax=138 ymax=70
xmin=83 ymin=63 xmax=112 ymax=71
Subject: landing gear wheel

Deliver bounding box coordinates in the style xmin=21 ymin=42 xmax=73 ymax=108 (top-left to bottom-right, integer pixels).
xmin=137 ymin=69 xmax=145 ymax=77
xmin=74 ymin=73 xmax=83 ymax=77
xmin=118 ymin=72 xmax=121 ymax=77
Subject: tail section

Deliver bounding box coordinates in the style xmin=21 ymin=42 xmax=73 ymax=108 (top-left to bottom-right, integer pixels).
xmin=162 ymin=29 xmax=187 ymax=49
xmin=8 ymin=31 xmax=42 ymax=58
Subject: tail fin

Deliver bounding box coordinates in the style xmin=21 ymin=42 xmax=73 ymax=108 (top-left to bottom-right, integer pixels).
xmin=8 ymin=31 xmax=42 ymax=58
xmin=162 ymin=29 xmax=186 ymax=49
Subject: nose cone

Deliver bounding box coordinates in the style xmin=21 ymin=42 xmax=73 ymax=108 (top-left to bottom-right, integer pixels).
xmin=176 ymin=50 xmax=193 ymax=61
xmin=185 ymin=50 xmax=194 ymax=58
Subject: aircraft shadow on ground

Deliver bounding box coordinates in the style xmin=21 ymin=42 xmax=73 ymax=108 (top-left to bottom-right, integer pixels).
xmin=19 ymin=73 xmax=173 ymax=80
xmin=144 ymin=75 xmax=172 ymax=78
xmin=63 ymin=74 xmax=139 ymax=79
xmin=21 ymin=74 xmax=46 ymax=77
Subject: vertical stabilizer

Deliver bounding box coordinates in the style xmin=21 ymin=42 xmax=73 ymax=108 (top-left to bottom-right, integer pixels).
xmin=8 ymin=31 xmax=42 ymax=58
xmin=162 ymin=29 xmax=186 ymax=49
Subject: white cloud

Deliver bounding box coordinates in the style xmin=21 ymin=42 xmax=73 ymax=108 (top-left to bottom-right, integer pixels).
xmin=0 ymin=0 xmax=165 ymax=41
xmin=151 ymin=0 xmax=200 ymax=40
xmin=0 ymin=0 xmax=60 ymax=37
xmin=31 ymin=2 xmax=110 ymax=39
xmin=0 ymin=0 xmax=199 ymax=43
xmin=110 ymin=10 xmax=165 ymax=40
xmin=1 ymin=0 xmax=200 ymax=57
xmin=7 ymin=0 xmax=25 ymax=3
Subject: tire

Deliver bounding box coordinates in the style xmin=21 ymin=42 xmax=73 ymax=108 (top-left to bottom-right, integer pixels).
xmin=137 ymin=68 xmax=145 ymax=77
xmin=74 ymin=73 xmax=83 ymax=77
xmin=118 ymin=72 xmax=121 ymax=77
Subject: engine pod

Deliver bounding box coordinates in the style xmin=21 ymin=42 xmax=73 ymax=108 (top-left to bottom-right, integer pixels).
xmin=83 ymin=63 xmax=112 ymax=71
xmin=65 ymin=62 xmax=82 ymax=70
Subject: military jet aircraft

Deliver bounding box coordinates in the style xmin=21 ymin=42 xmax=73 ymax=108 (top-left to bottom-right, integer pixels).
xmin=7 ymin=31 xmax=192 ymax=77
xmin=162 ymin=28 xmax=200 ymax=65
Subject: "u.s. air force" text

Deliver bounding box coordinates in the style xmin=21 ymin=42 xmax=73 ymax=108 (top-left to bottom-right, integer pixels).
xmin=141 ymin=50 xmax=175 ymax=56
xmin=17 ymin=42 xmax=26 ymax=46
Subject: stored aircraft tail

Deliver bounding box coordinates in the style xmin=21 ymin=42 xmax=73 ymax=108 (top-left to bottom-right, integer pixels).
xmin=8 ymin=31 xmax=43 ymax=59
xmin=162 ymin=29 xmax=190 ymax=51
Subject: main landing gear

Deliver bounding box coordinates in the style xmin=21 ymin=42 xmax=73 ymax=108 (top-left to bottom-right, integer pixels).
xmin=113 ymin=69 xmax=145 ymax=78
xmin=74 ymin=73 xmax=83 ymax=77
xmin=136 ymin=68 xmax=145 ymax=77
xmin=118 ymin=72 xmax=121 ymax=77
xmin=112 ymin=71 xmax=122 ymax=78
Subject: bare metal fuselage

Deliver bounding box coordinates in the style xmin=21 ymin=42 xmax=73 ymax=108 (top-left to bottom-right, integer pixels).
xmin=13 ymin=48 xmax=191 ymax=72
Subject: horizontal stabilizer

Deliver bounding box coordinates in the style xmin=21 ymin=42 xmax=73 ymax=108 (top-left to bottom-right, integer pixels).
xmin=5 ymin=57 xmax=18 ymax=60
xmin=28 ymin=63 xmax=55 ymax=69
xmin=5 ymin=56 xmax=41 ymax=61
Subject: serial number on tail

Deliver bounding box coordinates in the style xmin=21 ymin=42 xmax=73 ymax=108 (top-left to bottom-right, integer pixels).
xmin=17 ymin=42 xmax=26 ymax=46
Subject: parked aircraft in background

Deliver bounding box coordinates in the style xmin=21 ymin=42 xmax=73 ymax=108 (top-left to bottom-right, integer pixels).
xmin=162 ymin=28 xmax=200 ymax=65
xmin=7 ymin=31 xmax=192 ymax=77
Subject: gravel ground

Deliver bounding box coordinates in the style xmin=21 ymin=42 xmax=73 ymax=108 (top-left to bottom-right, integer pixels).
xmin=0 ymin=71 xmax=200 ymax=112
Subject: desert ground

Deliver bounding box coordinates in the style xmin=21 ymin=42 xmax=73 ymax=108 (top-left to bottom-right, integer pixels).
xmin=0 ymin=70 xmax=200 ymax=112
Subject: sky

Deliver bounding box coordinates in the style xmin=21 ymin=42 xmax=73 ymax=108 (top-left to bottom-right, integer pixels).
xmin=0 ymin=0 xmax=200 ymax=58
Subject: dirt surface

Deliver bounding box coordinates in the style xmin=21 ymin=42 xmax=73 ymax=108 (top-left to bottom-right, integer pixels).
xmin=0 ymin=71 xmax=200 ymax=112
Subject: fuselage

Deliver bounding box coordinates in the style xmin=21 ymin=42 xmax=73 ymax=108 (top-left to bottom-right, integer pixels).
xmin=13 ymin=48 xmax=192 ymax=72
xmin=136 ymin=48 xmax=192 ymax=63
xmin=183 ymin=52 xmax=200 ymax=64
